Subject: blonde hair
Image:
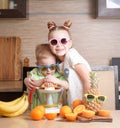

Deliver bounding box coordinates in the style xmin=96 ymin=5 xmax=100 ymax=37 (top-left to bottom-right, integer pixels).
xmin=47 ymin=20 xmax=72 ymax=39
xmin=35 ymin=44 xmax=55 ymax=61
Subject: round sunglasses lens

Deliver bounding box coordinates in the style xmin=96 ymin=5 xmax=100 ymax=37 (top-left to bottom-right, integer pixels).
xmin=50 ymin=39 xmax=57 ymax=45
xmin=50 ymin=65 xmax=56 ymax=70
xmin=41 ymin=67 xmax=47 ymax=72
xmin=98 ymin=96 xmax=105 ymax=102
xmin=61 ymin=38 xmax=67 ymax=44
xmin=87 ymin=95 xmax=95 ymax=102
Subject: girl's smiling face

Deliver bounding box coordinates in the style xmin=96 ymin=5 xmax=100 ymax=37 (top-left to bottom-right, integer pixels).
xmin=48 ymin=30 xmax=72 ymax=61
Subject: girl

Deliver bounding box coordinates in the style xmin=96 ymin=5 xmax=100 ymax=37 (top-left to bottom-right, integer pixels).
xmin=47 ymin=20 xmax=91 ymax=106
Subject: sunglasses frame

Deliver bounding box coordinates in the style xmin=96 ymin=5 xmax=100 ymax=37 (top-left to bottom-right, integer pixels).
xmin=38 ymin=64 xmax=58 ymax=72
xmin=84 ymin=94 xmax=106 ymax=104
xmin=49 ymin=38 xmax=70 ymax=46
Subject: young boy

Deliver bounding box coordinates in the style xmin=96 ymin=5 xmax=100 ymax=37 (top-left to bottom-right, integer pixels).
xmin=24 ymin=44 xmax=69 ymax=109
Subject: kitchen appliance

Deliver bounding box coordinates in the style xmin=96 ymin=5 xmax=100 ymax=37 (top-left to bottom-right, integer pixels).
xmin=38 ymin=87 xmax=64 ymax=113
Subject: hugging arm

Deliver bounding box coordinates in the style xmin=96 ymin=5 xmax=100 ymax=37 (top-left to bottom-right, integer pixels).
xmin=24 ymin=77 xmax=45 ymax=90
xmin=74 ymin=63 xmax=91 ymax=93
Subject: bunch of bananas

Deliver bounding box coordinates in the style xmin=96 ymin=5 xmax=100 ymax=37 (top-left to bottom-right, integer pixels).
xmin=0 ymin=92 xmax=29 ymax=117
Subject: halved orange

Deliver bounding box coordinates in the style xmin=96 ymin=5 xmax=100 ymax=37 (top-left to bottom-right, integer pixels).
xmin=97 ymin=110 xmax=111 ymax=117
xmin=73 ymin=105 xmax=85 ymax=115
xmin=65 ymin=113 xmax=77 ymax=121
xmin=81 ymin=109 xmax=95 ymax=118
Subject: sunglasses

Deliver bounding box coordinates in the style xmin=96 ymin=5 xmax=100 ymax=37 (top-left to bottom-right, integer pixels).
xmin=49 ymin=38 xmax=70 ymax=46
xmin=38 ymin=64 xmax=58 ymax=72
xmin=84 ymin=94 xmax=106 ymax=104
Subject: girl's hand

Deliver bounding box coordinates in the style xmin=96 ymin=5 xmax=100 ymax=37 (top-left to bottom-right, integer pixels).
xmin=24 ymin=78 xmax=44 ymax=90
xmin=24 ymin=78 xmax=35 ymax=90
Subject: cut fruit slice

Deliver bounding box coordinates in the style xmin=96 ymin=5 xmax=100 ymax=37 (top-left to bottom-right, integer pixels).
xmin=65 ymin=113 xmax=77 ymax=121
xmin=81 ymin=109 xmax=95 ymax=118
xmin=73 ymin=105 xmax=85 ymax=115
xmin=97 ymin=110 xmax=111 ymax=117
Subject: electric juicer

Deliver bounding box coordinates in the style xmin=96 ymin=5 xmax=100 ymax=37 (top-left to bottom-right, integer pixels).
xmin=38 ymin=87 xmax=64 ymax=113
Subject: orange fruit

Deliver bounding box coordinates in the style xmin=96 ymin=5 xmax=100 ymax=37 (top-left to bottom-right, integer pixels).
xmin=60 ymin=105 xmax=72 ymax=118
xmin=97 ymin=110 xmax=111 ymax=117
xmin=73 ymin=105 xmax=85 ymax=115
xmin=81 ymin=110 xmax=95 ymax=118
xmin=30 ymin=108 xmax=44 ymax=120
xmin=65 ymin=113 xmax=77 ymax=121
xmin=34 ymin=105 xmax=45 ymax=115
xmin=45 ymin=113 xmax=57 ymax=120
xmin=72 ymin=99 xmax=83 ymax=108
xmin=30 ymin=105 xmax=45 ymax=120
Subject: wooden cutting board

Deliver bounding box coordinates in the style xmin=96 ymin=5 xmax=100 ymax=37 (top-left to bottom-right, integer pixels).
xmin=77 ymin=115 xmax=113 ymax=122
xmin=0 ymin=37 xmax=21 ymax=80
xmin=57 ymin=116 xmax=112 ymax=123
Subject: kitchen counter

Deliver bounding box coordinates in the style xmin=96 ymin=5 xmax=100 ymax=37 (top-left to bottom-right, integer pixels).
xmin=0 ymin=81 xmax=23 ymax=101
xmin=0 ymin=81 xmax=22 ymax=92
xmin=0 ymin=110 xmax=120 ymax=128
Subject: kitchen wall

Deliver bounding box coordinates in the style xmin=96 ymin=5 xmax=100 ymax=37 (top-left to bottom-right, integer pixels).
xmin=0 ymin=0 xmax=120 ymax=67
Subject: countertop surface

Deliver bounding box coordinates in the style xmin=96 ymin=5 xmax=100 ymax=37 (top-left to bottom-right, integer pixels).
xmin=0 ymin=110 xmax=120 ymax=128
xmin=0 ymin=81 xmax=22 ymax=92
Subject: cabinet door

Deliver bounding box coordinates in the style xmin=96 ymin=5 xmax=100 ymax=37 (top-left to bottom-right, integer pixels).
xmin=0 ymin=0 xmax=28 ymax=18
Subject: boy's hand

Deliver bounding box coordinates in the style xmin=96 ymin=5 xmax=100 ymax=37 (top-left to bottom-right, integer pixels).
xmin=44 ymin=82 xmax=55 ymax=87
xmin=44 ymin=75 xmax=58 ymax=84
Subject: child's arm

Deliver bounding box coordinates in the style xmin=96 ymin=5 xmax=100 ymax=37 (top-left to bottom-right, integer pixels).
xmin=74 ymin=63 xmax=91 ymax=93
xmin=24 ymin=68 xmax=45 ymax=90
xmin=24 ymin=77 xmax=44 ymax=90
xmin=45 ymin=75 xmax=69 ymax=89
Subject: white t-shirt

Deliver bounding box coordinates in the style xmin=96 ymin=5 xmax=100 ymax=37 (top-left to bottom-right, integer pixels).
xmin=59 ymin=48 xmax=91 ymax=106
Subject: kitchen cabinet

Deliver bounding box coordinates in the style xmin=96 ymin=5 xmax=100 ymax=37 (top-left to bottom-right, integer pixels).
xmin=0 ymin=0 xmax=28 ymax=18
xmin=0 ymin=37 xmax=22 ymax=101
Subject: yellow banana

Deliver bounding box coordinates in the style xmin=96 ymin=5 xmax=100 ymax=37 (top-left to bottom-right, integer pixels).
xmin=0 ymin=94 xmax=24 ymax=106
xmin=1 ymin=95 xmax=29 ymax=117
xmin=0 ymin=93 xmax=26 ymax=114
